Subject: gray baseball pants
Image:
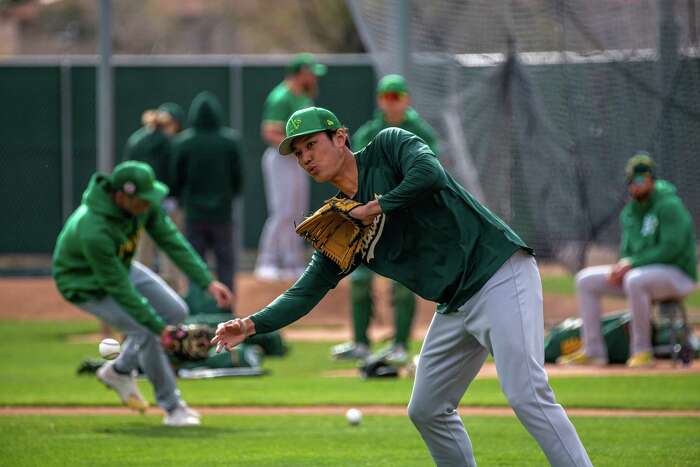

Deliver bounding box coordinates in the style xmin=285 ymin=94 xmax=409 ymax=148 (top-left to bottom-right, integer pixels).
xmin=256 ymin=146 xmax=309 ymax=272
xmin=576 ymin=264 xmax=696 ymax=359
xmin=79 ymin=262 xmax=188 ymax=412
xmin=408 ymin=251 xmax=592 ymax=467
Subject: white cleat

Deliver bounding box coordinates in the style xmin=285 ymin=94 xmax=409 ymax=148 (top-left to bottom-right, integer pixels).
xmin=164 ymin=405 xmax=201 ymax=427
xmin=96 ymin=362 xmax=149 ymax=413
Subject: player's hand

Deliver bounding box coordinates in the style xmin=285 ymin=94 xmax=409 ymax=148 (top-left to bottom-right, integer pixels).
xmin=349 ymin=200 xmax=383 ymax=226
xmin=208 ymin=280 xmax=233 ymax=308
xmin=211 ymin=318 xmax=255 ymax=353
xmin=608 ymin=259 xmax=632 ymax=286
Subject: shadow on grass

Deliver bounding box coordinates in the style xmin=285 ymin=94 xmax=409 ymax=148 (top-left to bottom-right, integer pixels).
xmin=95 ymin=424 xmax=243 ymax=438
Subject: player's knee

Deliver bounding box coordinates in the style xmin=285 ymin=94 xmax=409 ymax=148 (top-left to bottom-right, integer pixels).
xmin=504 ymin=381 xmax=554 ymax=414
xmin=407 ymin=398 xmax=442 ymax=426
xmin=622 ymin=271 xmax=645 ymax=295
xmin=575 ymin=267 xmax=597 ymax=291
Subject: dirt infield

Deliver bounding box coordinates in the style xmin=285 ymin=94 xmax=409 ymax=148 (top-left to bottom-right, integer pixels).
xmin=2 ymin=405 xmax=698 ymax=417
xmin=0 ymin=271 xmax=632 ymax=332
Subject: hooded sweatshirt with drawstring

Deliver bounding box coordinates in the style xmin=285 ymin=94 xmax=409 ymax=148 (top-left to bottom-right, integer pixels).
xmin=620 ymin=179 xmax=697 ymax=281
xmin=170 ymin=92 xmax=244 ymax=224
xmin=52 ymin=174 xmax=213 ymax=333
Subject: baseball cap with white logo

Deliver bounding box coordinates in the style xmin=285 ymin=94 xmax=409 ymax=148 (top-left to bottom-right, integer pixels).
xmin=278 ymin=106 xmax=342 ymax=156
xmin=110 ymin=161 xmax=169 ymax=204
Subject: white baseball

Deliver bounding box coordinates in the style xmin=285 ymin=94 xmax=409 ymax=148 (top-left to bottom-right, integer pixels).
xmin=99 ymin=338 xmax=121 ymax=360
xmin=345 ymin=408 xmax=362 ymax=426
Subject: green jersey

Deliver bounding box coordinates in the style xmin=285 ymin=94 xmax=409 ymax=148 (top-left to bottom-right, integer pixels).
xmin=352 ymin=108 xmax=439 ymax=155
xmin=620 ymin=180 xmax=697 ymax=281
xmin=250 ymin=128 xmax=530 ymax=334
xmin=52 ymin=174 xmax=213 ymax=333
xmin=261 ymin=82 xmax=314 ymax=128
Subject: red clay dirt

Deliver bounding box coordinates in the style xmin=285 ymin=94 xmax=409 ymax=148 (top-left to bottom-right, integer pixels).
xmin=2 ymin=405 xmax=698 ymax=417
xmin=0 ymin=271 xmax=635 ymax=338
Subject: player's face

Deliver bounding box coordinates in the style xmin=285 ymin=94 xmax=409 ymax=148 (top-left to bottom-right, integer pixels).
xmin=628 ymin=174 xmax=654 ymax=200
xmin=114 ymin=191 xmax=152 ymax=216
xmin=292 ymin=131 xmax=345 ymax=182
xmin=378 ymin=92 xmax=410 ymax=117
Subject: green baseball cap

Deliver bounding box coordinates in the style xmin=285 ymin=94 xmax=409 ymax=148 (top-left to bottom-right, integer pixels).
xmin=158 ymin=102 xmax=185 ymax=126
xmin=286 ymin=53 xmax=327 ymax=76
xmin=377 ymin=74 xmax=408 ymax=94
xmin=625 ymin=152 xmax=655 ymax=182
xmin=110 ymin=161 xmax=169 ymax=204
xmin=278 ymin=107 xmax=342 ymax=155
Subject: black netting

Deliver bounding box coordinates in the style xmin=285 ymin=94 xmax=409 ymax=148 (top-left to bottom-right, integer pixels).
xmin=349 ymin=0 xmax=700 ymax=269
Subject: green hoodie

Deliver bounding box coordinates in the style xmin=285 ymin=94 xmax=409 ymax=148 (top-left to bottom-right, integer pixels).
xmin=171 ymin=92 xmax=243 ymax=223
xmin=620 ymin=180 xmax=697 ymax=281
xmin=123 ymin=127 xmax=172 ymax=186
xmin=352 ymin=108 xmax=439 ymax=155
xmin=52 ymin=174 xmax=213 ymax=333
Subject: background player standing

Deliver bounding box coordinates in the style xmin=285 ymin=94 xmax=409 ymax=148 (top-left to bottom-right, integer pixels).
xmin=331 ymin=74 xmax=439 ymax=363
xmin=213 ymin=107 xmax=592 ymax=466
xmin=254 ymin=53 xmax=326 ymax=281
xmin=171 ymin=91 xmax=244 ymax=299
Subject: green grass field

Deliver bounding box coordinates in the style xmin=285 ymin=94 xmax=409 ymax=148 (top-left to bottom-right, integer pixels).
xmin=2 ymin=320 xmax=700 ymax=409
xmin=1 ymin=415 xmax=698 ymax=466
xmin=2 ymin=318 xmax=700 ymax=465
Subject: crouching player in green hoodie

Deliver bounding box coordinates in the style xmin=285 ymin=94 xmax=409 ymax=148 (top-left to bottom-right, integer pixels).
xmin=559 ymin=153 xmax=697 ymax=369
xmin=212 ymin=107 xmax=592 ymax=466
xmin=53 ymin=161 xmax=232 ymax=426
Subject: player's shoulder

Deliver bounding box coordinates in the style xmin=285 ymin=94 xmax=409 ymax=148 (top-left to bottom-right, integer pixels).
xmin=375 ymin=126 xmax=414 ymax=142
xmin=265 ymin=82 xmax=290 ymax=104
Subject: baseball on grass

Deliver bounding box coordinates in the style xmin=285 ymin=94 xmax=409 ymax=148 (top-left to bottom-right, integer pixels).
xmin=345 ymin=408 xmax=362 ymax=426
xmin=99 ymin=338 xmax=121 ymax=360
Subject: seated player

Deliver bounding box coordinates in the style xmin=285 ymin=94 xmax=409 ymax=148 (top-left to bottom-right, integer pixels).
xmin=558 ymin=153 xmax=697 ymax=368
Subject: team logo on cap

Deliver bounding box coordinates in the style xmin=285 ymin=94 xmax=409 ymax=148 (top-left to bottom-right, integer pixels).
xmin=123 ymin=181 xmax=136 ymax=195
xmin=290 ymin=118 xmax=302 ymax=132
xmin=326 ymin=119 xmax=334 ymax=126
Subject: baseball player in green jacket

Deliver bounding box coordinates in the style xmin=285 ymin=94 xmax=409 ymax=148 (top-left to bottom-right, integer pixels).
xmin=559 ymin=153 xmax=697 ymax=368
xmin=255 ymin=53 xmax=326 ymax=281
xmin=53 ymin=161 xmax=232 ymax=427
xmin=213 ymin=107 xmax=592 ymax=466
xmin=332 ymin=74 xmax=439 ymax=362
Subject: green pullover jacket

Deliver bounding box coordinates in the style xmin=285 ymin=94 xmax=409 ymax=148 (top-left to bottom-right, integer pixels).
xmin=250 ymin=128 xmax=530 ymax=334
xmin=352 ymin=108 xmax=439 ymax=155
xmin=52 ymin=174 xmax=213 ymax=333
xmin=171 ymin=91 xmax=243 ymax=224
xmin=620 ymin=180 xmax=697 ymax=281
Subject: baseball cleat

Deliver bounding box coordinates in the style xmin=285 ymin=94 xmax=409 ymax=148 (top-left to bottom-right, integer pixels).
xmin=626 ymin=351 xmax=655 ymax=369
xmin=163 ymin=405 xmax=201 ymax=427
xmin=96 ymin=361 xmax=149 ymax=413
xmin=330 ymin=342 xmax=370 ymax=360
xmin=556 ymin=350 xmax=607 ymax=367
xmin=372 ymin=343 xmax=409 ymax=365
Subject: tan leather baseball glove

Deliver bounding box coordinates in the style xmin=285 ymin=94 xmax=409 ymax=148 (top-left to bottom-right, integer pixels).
xmin=295 ymin=197 xmax=384 ymax=273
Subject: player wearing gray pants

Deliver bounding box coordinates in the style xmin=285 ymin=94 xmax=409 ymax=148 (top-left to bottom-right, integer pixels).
xmin=53 ymin=161 xmax=232 ymax=426
xmin=576 ymin=264 xmax=696 ymax=361
xmin=81 ymin=262 xmax=188 ymax=412
xmin=256 ymin=146 xmax=310 ymax=276
xmin=213 ymin=108 xmax=592 ymax=466
xmin=409 ymin=251 xmax=592 ymax=467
